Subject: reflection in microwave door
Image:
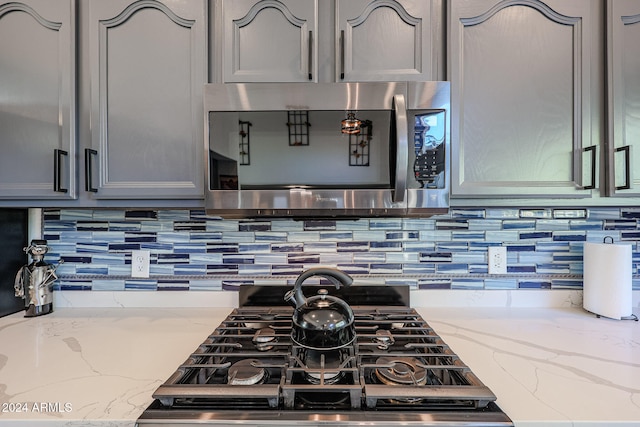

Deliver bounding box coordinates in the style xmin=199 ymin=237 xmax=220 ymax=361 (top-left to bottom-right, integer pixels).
xmin=219 ymin=175 xmax=238 ymax=190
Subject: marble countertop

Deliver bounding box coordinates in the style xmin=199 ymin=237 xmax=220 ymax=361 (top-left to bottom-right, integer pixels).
xmin=0 ymin=301 xmax=638 ymax=426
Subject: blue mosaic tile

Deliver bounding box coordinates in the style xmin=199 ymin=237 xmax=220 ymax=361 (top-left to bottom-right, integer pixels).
xmin=43 ymin=220 xmax=76 ymax=231
xmin=207 ymin=264 xmax=238 ymax=274
xmin=149 ymin=264 xmax=174 ymax=275
xmin=125 ymin=233 xmax=157 ymax=243
xmin=207 ymin=243 xmax=239 ymax=253
xmin=304 ymin=242 xmax=337 ymax=252
xmin=271 ymin=265 xmax=304 ymax=275
xmin=502 ymin=220 xmax=536 ymax=230
xmin=191 ymin=253 xmax=222 ymax=264
xmin=484 ymin=278 xmax=517 ymax=289
xmin=158 ymin=210 xmax=190 ymax=221
xmin=386 ymin=253 xmax=419 ymax=263
xmin=239 ymin=264 xmax=271 ymax=275
xmin=505 ymin=244 xmax=536 ymax=252
xmin=108 ymin=222 xmax=141 ymax=231
xmin=620 ymin=208 xmax=640 ymax=219
xmin=336 ymin=219 xmax=369 ymax=230
xmin=622 ymin=231 xmax=640 ymax=240
xmin=536 ymin=263 xmax=570 ymax=274
xmin=223 ymin=254 xmax=254 ymax=264
xmin=450 ymin=208 xmax=485 ymax=218
xmin=270 ymin=220 xmax=303 ymax=232
xmin=239 ymin=221 xmax=271 ymax=232
xmin=385 ymin=231 xmax=419 ymax=241
xmin=141 ymin=242 xmax=174 ymax=252
xmin=451 ymin=278 xmax=483 ymax=289
xmin=255 ymin=253 xmax=287 ymax=264
xmin=435 ymin=220 xmax=469 ymax=230
xmin=484 ymin=230 xmax=519 ymax=243
xmin=452 ymin=252 xmax=485 ymax=264
xmin=552 ymin=232 xmax=586 ymax=242
xmin=553 ymin=209 xmax=587 ymax=219
xmin=485 ymin=208 xmax=520 ymax=219
xmin=336 ymin=242 xmax=369 ymax=252
xmin=520 ymin=209 xmax=552 ymax=219
xmin=468 ymin=219 xmax=502 ymax=231
xmin=384 ymin=278 xmax=418 ymax=287
xmin=436 ymin=263 xmax=469 ymax=273
xmin=189 ymin=232 xmax=223 ymax=241
xmin=125 ymin=210 xmax=157 ymax=220
xmin=61 ymin=255 xmax=92 ymax=263
xmin=287 ymin=232 xmax=320 ymax=242
xmin=206 ymin=219 xmax=239 ymax=232
xmin=58 ymin=280 xmax=92 ymax=291
xmin=92 ymin=280 xmax=125 ymax=291
xmin=238 ymin=243 xmax=271 ymax=253
xmin=551 ymin=279 xmax=583 ymax=289
xmin=402 ymin=242 xmax=435 ymax=252
xmin=303 ymin=220 xmax=336 ymax=230
xmin=255 ymin=232 xmax=287 ymax=242
xmin=370 ymin=263 xmax=402 ymax=274
xmin=507 ymin=265 xmax=536 ymax=273
xmin=222 ymin=232 xmax=256 ymax=243
xmin=519 ymin=231 xmax=552 ymax=240
xmin=535 ymin=241 xmax=571 ymax=252
xmin=353 ymin=252 xmax=386 ymax=263
xmin=370 ymin=219 xmax=402 ymax=229
xmin=419 ymin=252 xmax=452 ymax=262
xmin=336 ymin=264 xmax=370 ymax=274
xmin=604 ymin=219 xmax=637 ymax=230
xmin=272 ymin=243 xmax=304 ymax=253
xmin=536 ymin=219 xmax=570 ymax=231
xmin=519 ymin=280 xmax=551 ymax=289
xmin=158 ymin=280 xmax=190 ymax=291
xmin=320 ymin=253 xmax=351 ymax=264
xmin=108 ymin=265 xmax=131 ymax=276
xmin=174 ymin=243 xmax=207 ymax=254
xmin=188 ymin=279 xmax=222 ymax=291
xmin=353 ymin=230 xmax=386 ymax=241
xmin=588 ymin=207 xmax=621 ymax=220
xmin=419 ymin=230 xmax=453 ymax=241
xmin=569 ymin=220 xmax=603 ymax=230
xmin=287 ymin=253 xmax=320 ymax=264
xmin=319 ymin=231 xmax=353 ymax=241
xmin=435 ymin=242 xmax=468 ymax=251
xmin=370 ymin=241 xmax=402 ymax=251
xmin=402 ymin=263 xmax=436 ymax=274
xmin=452 ymin=231 xmax=485 ymax=241
xmin=402 ymin=218 xmax=435 ymax=230
xmin=157 ymin=254 xmax=190 ymax=264
xmin=157 ymin=232 xmax=190 ymax=243
xmin=418 ymin=279 xmax=451 ymax=289
xmin=60 ymin=210 xmax=93 ymax=220
xmin=125 ymin=280 xmax=157 ymax=290
xmin=174 ymin=264 xmax=207 ymax=275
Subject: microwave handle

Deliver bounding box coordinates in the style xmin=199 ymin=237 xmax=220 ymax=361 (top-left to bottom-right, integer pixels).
xmin=392 ymin=94 xmax=408 ymax=203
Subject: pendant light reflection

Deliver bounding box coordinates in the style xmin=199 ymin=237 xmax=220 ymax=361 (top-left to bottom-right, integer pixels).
xmin=341 ymin=111 xmax=362 ymax=134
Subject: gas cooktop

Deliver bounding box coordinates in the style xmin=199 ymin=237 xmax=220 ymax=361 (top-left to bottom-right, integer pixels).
xmin=136 ymin=284 xmax=512 ymax=426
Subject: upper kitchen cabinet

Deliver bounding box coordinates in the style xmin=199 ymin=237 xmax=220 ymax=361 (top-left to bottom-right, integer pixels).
xmin=218 ymin=0 xmax=443 ymax=83
xmin=606 ymin=0 xmax=640 ymax=197
xmin=449 ymin=0 xmax=599 ymax=199
xmin=336 ymin=0 xmax=441 ymax=82
xmin=85 ymin=0 xmax=206 ymax=199
xmin=221 ymin=0 xmax=317 ymax=82
xmin=0 ymin=0 xmax=76 ymax=200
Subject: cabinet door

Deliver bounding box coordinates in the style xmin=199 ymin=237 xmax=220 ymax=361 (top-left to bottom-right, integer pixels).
xmin=222 ymin=0 xmax=317 ymax=82
xmin=607 ymin=0 xmax=640 ymax=196
xmin=0 ymin=0 xmax=75 ymax=199
xmin=449 ymin=0 xmax=597 ymax=198
xmin=336 ymin=0 xmax=442 ymax=82
xmin=87 ymin=0 xmax=206 ymax=199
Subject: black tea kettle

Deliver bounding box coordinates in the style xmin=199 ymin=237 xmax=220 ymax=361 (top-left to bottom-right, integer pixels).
xmin=285 ymin=267 xmax=356 ymax=351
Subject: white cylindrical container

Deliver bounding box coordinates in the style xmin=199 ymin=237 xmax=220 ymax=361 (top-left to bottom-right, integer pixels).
xmin=583 ymin=239 xmax=633 ymax=320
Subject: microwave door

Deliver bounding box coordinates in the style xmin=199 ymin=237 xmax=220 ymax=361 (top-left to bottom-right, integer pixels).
xmin=392 ymin=94 xmax=408 ymax=204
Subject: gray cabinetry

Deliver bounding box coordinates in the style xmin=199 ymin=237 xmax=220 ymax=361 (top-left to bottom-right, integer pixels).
xmin=607 ymin=0 xmax=640 ymax=196
xmin=449 ymin=0 xmax=598 ymax=198
xmin=0 ymin=0 xmax=76 ymax=200
xmin=219 ymin=0 xmax=442 ymax=83
xmin=85 ymin=0 xmax=206 ymax=199
xmin=336 ymin=0 xmax=441 ymax=82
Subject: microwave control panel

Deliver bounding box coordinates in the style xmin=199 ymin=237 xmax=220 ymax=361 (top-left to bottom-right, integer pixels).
xmin=412 ymin=111 xmax=445 ymax=188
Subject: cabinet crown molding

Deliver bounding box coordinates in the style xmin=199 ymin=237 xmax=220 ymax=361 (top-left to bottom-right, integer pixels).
xmin=460 ymin=0 xmax=580 ymax=27
xmin=0 ymin=2 xmax=61 ymax=30
xmin=99 ymin=0 xmax=195 ymax=28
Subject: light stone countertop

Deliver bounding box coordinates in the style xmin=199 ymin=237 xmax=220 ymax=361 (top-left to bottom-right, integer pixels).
xmin=0 ymin=291 xmax=638 ymax=426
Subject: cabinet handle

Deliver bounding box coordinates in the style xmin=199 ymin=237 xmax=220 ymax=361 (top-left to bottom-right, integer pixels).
xmin=84 ymin=148 xmax=98 ymax=193
xmin=53 ymin=149 xmax=68 ymax=193
xmin=340 ymin=30 xmax=345 ymax=80
xmin=392 ymin=94 xmax=408 ymax=203
xmin=615 ymin=145 xmax=631 ymax=190
xmin=582 ymin=145 xmax=596 ymax=190
xmin=308 ymin=30 xmax=313 ymax=80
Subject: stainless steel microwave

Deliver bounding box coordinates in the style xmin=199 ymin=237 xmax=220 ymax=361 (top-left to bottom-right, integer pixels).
xmin=204 ymin=81 xmax=450 ymax=217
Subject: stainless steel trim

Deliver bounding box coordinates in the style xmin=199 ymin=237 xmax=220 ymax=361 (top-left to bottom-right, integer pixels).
xmin=392 ymin=94 xmax=408 ymax=203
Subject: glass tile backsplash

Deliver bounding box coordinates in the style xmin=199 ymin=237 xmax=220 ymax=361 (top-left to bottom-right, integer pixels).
xmin=42 ymin=208 xmax=640 ymax=291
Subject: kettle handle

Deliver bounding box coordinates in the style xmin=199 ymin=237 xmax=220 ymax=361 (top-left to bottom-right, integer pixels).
xmin=289 ymin=267 xmax=353 ymax=308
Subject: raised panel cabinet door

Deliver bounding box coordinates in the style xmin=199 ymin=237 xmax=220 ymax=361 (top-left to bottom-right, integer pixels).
xmin=336 ymin=0 xmax=442 ymax=82
xmin=449 ymin=0 xmax=597 ymax=198
xmin=222 ymin=0 xmax=317 ymax=82
xmin=88 ymin=0 xmax=206 ymax=199
xmin=0 ymin=0 xmax=75 ymax=199
xmin=607 ymin=0 xmax=640 ymax=196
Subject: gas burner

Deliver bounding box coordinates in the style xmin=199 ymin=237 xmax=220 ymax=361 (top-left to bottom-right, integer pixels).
xmin=253 ymin=327 xmax=277 ymax=351
xmin=375 ymin=356 xmax=427 ymax=386
xmin=302 ymin=349 xmax=344 ymax=385
xmin=227 ymin=359 xmax=266 ymax=385
xmin=374 ymin=329 xmax=395 ymax=350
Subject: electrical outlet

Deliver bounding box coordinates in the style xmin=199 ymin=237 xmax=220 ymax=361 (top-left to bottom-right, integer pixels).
xmin=131 ymin=250 xmax=150 ymax=278
xmin=488 ymin=246 xmax=507 ymax=275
